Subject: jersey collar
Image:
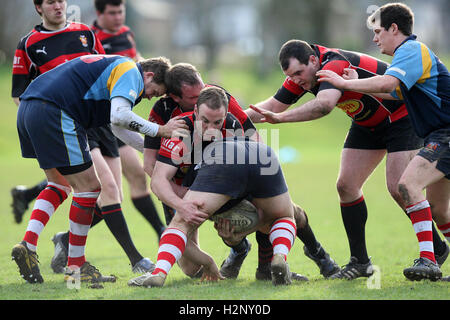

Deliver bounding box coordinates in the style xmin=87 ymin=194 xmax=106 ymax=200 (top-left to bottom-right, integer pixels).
xmin=394 ymin=34 xmax=417 ymax=53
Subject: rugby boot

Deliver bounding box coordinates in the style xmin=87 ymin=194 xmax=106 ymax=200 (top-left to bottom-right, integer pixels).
xmin=330 ymin=256 xmax=374 ymax=280
xmin=435 ymin=241 xmax=449 ymax=267
xmin=255 ymin=264 xmax=308 ymax=281
xmin=128 ymin=272 xmax=152 ymax=287
xmin=11 ymin=241 xmax=43 ymax=284
xmin=142 ymin=271 xmax=167 ymax=288
xmin=403 ymin=257 xmax=442 ymax=281
xmin=50 ymin=232 xmax=69 ymax=274
xmin=132 ymin=257 xmax=156 ymax=274
xmin=303 ymin=243 xmax=340 ymax=278
xmin=220 ymin=239 xmax=251 ymax=279
xmin=64 ymin=261 xmax=116 ymax=283
xmin=270 ymin=254 xmax=292 ymax=286
xmin=10 ymin=186 xmax=29 ymax=224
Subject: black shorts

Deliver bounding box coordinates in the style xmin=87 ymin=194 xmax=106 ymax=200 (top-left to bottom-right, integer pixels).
xmin=87 ymin=125 xmax=120 ymax=158
xmin=189 ymin=138 xmax=288 ymax=199
xmin=344 ymin=116 xmax=423 ymax=153
xmin=417 ymin=126 xmax=450 ymax=179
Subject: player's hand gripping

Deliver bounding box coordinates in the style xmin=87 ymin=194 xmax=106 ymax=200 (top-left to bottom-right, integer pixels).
xmin=214 ymin=218 xmax=246 ymax=246
xmin=248 ymin=105 xmax=282 ymax=124
xmin=316 ymin=69 xmax=349 ymax=89
xmin=157 ymin=116 xmax=190 ymax=138
xmin=177 ymin=199 xmax=210 ymax=226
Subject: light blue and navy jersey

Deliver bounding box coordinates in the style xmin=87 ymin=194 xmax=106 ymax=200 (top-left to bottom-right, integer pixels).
xmin=386 ymin=35 xmax=450 ymax=138
xmin=20 ymin=54 xmax=144 ymax=128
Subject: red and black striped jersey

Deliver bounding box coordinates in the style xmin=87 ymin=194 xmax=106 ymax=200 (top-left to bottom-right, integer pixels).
xmin=91 ymin=21 xmax=137 ymax=60
xmin=144 ymin=84 xmax=256 ymax=150
xmin=274 ymin=44 xmax=408 ymax=127
xmin=157 ymin=111 xmax=244 ymax=186
xmin=12 ymin=22 xmax=105 ymax=98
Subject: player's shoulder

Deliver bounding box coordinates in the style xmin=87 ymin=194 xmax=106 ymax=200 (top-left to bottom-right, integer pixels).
xmin=68 ymin=21 xmax=92 ymax=32
xmin=16 ymin=29 xmax=35 ymax=49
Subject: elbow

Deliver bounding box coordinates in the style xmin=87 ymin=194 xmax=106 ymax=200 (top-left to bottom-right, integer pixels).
xmin=316 ymin=99 xmax=334 ymax=116
xmin=379 ymin=76 xmax=398 ymax=93
xmin=143 ymin=161 xmax=154 ymax=178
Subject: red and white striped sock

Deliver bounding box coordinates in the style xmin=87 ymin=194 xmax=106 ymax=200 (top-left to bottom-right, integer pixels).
xmin=437 ymin=222 xmax=450 ymax=243
xmin=23 ymin=182 xmax=71 ymax=252
xmin=67 ymin=190 xmax=100 ymax=268
xmin=152 ymin=228 xmax=187 ymax=275
xmin=269 ymin=219 xmax=296 ymax=260
xmin=406 ymin=200 xmax=436 ymax=263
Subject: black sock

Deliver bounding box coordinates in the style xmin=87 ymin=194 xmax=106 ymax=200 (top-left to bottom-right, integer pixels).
xmin=296 ymin=213 xmax=320 ymax=255
xmin=132 ymin=194 xmax=166 ymax=237
xmin=90 ymin=204 xmax=103 ymax=228
xmin=24 ymin=179 xmax=47 ymax=202
xmin=102 ymin=204 xmax=143 ymax=266
xmin=256 ymin=231 xmax=272 ymax=267
xmin=340 ymin=196 xmax=369 ymax=264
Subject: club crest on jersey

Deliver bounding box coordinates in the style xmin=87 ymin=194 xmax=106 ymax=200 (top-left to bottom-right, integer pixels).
xmin=337 ymin=99 xmax=363 ymax=116
xmin=79 ymin=35 xmax=88 ymax=47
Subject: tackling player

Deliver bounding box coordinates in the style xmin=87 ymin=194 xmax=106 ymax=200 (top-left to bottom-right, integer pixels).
xmin=248 ymin=38 xmax=449 ymax=279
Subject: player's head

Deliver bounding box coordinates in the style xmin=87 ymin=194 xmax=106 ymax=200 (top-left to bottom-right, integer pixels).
xmin=165 ymin=63 xmax=205 ymax=111
xmin=278 ymin=39 xmax=320 ymax=91
xmin=194 ymin=86 xmax=228 ymax=141
xmin=33 ymin=0 xmax=67 ymax=28
xmin=95 ymin=0 xmax=126 ymax=33
xmin=367 ymin=3 xmax=414 ymax=56
xmin=138 ymin=56 xmax=171 ymax=100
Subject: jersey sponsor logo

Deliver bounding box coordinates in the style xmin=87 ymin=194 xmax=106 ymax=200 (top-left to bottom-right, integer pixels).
xmin=337 ymin=99 xmax=363 ymax=116
xmin=129 ymin=121 xmax=143 ymax=131
xmin=79 ymin=35 xmax=88 ymax=47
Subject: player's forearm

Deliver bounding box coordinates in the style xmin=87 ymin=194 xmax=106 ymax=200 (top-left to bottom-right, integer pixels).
xmin=342 ymin=75 xmax=396 ymax=93
xmin=150 ymin=175 xmax=185 ymax=211
xmin=277 ymin=98 xmax=332 ymax=123
xmin=111 ymin=124 xmax=144 ymax=153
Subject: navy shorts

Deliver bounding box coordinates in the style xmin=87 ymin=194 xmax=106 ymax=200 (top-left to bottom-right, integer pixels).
xmin=87 ymin=125 xmax=120 ymax=158
xmin=17 ymin=99 xmax=92 ymax=170
xmin=417 ymin=126 xmax=450 ymax=179
xmin=344 ymin=116 xmax=423 ymax=152
xmin=189 ymin=138 xmax=288 ymax=199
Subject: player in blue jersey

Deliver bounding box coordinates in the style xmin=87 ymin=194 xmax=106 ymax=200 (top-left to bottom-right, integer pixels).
xmin=317 ymin=3 xmax=450 ymax=281
xmin=12 ymin=54 xmax=188 ymax=284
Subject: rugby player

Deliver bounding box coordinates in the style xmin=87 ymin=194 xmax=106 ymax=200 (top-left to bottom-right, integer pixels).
xmin=11 ymin=54 xmax=187 ymax=284
xmin=10 ymin=0 xmax=104 ymax=224
xmin=49 ymin=0 xmax=166 ymax=275
xmin=248 ymin=38 xmax=449 ymax=279
xmin=316 ymin=3 xmax=450 ymax=281
xmin=129 ymin=87 xmax=297 ymax=287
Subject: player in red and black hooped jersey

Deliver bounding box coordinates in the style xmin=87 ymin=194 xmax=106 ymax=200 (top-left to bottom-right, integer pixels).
xmin=91 ymin=0 xmax=140 ymax=61
xmin=274 ymin=44 xmax=408 ymax=127
xmin=12 ymin=21 xmax=104 ymax=102
xmin=248 ymin=39 xmax=447 ymax=279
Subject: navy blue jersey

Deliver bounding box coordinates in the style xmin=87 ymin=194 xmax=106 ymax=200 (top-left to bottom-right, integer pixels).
xmin=20 ymin=54 xmax=144 ymax=128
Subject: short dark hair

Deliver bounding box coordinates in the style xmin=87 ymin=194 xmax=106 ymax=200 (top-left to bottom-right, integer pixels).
xmin=138 ymin=56 xmax=171 ymax=85
xmin=165 ymin=63 xmax=202 ymax=98
xmin=34 ymin=0 xmax=67 ymax=16
xmin=196 ymin=87 xmax=228 ymax=113
xmin=278 ymin=39 xmax=316 ymax=70
xmin=368 ymin=3 xmax=414 ymax=36
xmin=95 ymin=0 xmax=125 ymax=13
